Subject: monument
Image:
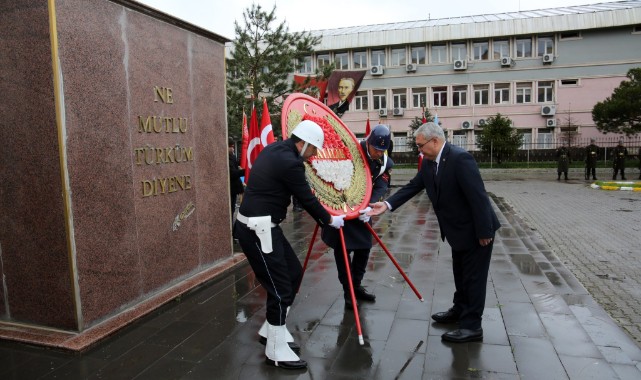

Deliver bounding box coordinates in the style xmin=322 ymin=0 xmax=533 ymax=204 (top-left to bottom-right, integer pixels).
xmin=0 ymin=0 xmax=237 ymax=350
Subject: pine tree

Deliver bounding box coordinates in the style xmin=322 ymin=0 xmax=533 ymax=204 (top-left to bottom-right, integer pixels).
xmin=592 ymin=68 xmax=641 ymax=136
xmin=475 ymin=113 xmax=523 ymax=164
xmin=226 ymin=4 xmax=320 ymax=140
xmin=407 ymin=109 xmax=434 ymax=154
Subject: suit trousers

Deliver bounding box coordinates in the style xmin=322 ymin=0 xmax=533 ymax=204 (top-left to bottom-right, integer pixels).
xmin=451 ymin=241 xmax=493 ymax=330
xmin=333 ymin=247 xmax=370 ymax=296
xmin=233 ymin=222 xmax=302 ymax=326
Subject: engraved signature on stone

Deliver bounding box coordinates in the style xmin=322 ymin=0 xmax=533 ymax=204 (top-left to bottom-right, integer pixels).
xmin=172 ymin=201 xmax=195 ymax=231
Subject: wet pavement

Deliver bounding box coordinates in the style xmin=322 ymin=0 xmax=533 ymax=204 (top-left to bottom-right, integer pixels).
xmin=2 ymin=168 xmax=641 ymax=379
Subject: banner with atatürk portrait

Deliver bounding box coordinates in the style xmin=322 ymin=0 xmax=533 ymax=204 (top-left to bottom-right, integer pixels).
xmin=282 ymin=93 xmax=371 ymax=219
xmin=325 ymin=70 xmax=366 ymax=118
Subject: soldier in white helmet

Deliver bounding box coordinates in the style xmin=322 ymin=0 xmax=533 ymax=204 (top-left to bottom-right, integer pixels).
xmin=234 ymin=120 xmax=345 ymax=370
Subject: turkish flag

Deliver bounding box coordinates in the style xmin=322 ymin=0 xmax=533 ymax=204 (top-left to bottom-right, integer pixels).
xmin=365 ymin=117 xmax=371 ymax=136
xmin=244 ymin=99 xmax=275 ymax=182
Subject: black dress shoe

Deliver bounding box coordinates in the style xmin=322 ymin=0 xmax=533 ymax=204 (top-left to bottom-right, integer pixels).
xmin=259 ymin=337 xmax=300 ymax=355
xmin=431 ymin=308 xmax=460 ymax=324
xmin=354 ymin=286 xmax=376 ymax=302
xmin=265 ymin=357 xmax=307 ymax=370
xmin=441 ymin=328 xmax=483 ymax=343
xmin=344 ymin=298 xmax=360 ymax=310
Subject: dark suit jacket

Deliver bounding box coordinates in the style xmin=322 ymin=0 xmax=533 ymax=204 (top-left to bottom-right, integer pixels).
xmin=387 ymin=142 xmax=499 ymax=251
xmin=329 ymin=101 xmax=349 ymax=117
xmin=238 ymin=139 xmax=331 ymax=226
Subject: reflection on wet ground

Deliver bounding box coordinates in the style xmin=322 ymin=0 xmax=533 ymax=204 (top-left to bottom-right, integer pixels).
xmin=1 ymin=191 xmax=641 ymax=379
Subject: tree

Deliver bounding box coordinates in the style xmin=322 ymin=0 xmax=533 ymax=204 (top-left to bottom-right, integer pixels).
xmin=226 ymin=4 xmax=321 ymax=140
xmin=558 ymin=108 xmax=580 ymax=147
xmin=407 ymin=108 xmax=435 ymax=154
xmin=592 ymin=67 xmax=641 ymax=136
xmin=475 ymin=113 xmax=523 ymax=164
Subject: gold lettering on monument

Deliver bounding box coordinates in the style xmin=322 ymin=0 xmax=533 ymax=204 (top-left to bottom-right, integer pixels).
xmin=136 ymin=86 xmax=195 ymax=197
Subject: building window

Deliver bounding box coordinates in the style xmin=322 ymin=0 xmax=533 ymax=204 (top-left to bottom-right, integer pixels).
xmin=472 ymin=41 xmax=489 ymax=61
xmin=299 ymin=56 xmax=312 ymax=73
xmin=537 ymin=36 xmax=554 ymax=56
xmin=560 ymin=32 xmax=581 ymax=40
xmin=493 ymin=40 xmax=510 ymax=59
xmin=354 ymin=91 xmax=368 ymax=111
xmin=520 ymin=129 xmax=533 ymax=149
xmin=560 ymin=79 xmax=579 ymax=86
xmin=516 ymin=38 xmax=532 ymax=58
xmin=431 ymin=44 xmax=447 ymax=63
xmin=353 ymin=51 xmax=368 ymax=69
xmin=391 ymin=48 xmax=406 ymax=66
xmin=474 ymin=84 xmax=489 ymax=105
xmin=516 ymin=82 xmax=532 ymax=103
xmin=410 ymin=46 xmax=426 ymax=64
xmin=412 ymin=88 xmax=427 ymax=108
xmin=432 ymin=86 xmax=448 ymax=107
xmin=373 ymin=90 xmax=387 ymax=110
xmin=371 ymin=49 xmax=386 ymax=66
xmin=494 ymin=83 xmax=510 ymax=104
xmin=392 ymin=90 xmax=407 ymax=108
xmin=334 ymin=52 xmax=349 ymax=70
xmin=538 ymin=81 xmax=554 ymax=102
xmin=451 ymin=42 xmax=467 ymax=61
xmin=452 ymin=85 xmax=467 ymax=106
xmin=317 ymin=53 xmax=330 ymax=69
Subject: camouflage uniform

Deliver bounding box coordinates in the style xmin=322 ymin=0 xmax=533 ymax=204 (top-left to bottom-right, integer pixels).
xmin=556 ymin=146 xmax=570 ymax=180
xmin=611 ymin=143 xmax=628 ymax=180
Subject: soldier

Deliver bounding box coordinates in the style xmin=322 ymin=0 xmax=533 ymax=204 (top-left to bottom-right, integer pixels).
xmin=556 ymin=143 xmax=570 ymax=181
xmin=234 ymin=120 xmax=346 ymax=370
xmin=321 ymin=125 xmax=394 ymax=310
xmin=611 ymin=138 xmax=628 ymax=180
xmin=584 ymin=138 xmax=599 ymax=180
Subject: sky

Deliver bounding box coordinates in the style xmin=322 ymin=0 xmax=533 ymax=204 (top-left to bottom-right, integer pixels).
xmin=133 ymin=0 xmax=621 ymax=39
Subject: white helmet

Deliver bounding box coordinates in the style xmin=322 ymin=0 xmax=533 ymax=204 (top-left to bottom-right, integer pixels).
xmin=291 ymin=120 xmax=324 ymax=149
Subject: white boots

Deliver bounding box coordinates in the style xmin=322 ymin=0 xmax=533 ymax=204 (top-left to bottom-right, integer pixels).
xmin=258 ymin=320 xmax=300 ymax=353
xmin=264 ymin=322 xmax=307 ymax=369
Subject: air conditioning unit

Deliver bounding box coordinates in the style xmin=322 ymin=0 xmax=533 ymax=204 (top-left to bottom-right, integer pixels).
xmin=543 ymin=53 xmax=554 ymax=63
xmin=370 ymin=65 xmax=384 ymax=76
xmin=500 ymin=57 xmax=513 ymax=67
xmin=406 ymin=63 xmax=417 ymax=73
xmin=541 ymin=105 xmax=556 ymax=116
xmin=461 ymin=120 xmax=473 ymax=129
xmin=453 ymin=59 xmax=467 ymax=71
xmin=477 ymin=118 xmax=487 ymax=127
xmin=546 ymin=118 xmax=556 ymax=128
xmin=379 ymin=108 xmax=388 ymax=117
xmin=392 ymin=108 xmax=404 ymax=116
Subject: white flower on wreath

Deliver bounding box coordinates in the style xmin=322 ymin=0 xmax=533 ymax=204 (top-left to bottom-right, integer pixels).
xmin=312 ymin=159 xmax=354 ymax=191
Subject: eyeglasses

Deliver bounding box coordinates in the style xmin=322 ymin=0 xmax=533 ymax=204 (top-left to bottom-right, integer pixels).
xmin=416 ymin=139 xmax=433 ymax=149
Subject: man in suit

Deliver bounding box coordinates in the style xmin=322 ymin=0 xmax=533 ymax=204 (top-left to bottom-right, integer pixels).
xmin=328 ymin=77 xmax=355 ymax=117
xmin=321 ymin=124 xmax=394 ymax=310
xmin=234 ymin=120 xmax=346 ymax=369
xmin=368 ymin=122 xmax=500 ymax=343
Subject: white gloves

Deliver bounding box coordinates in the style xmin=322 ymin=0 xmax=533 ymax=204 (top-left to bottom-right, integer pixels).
xmin=358 ymin=207 xmax=372 ymax=223
xmin=329 ymin=214 xmax=345 ymax=229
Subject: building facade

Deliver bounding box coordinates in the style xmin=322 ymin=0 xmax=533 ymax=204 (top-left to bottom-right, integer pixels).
xmin=297 ymin=1 xmax=641 ymax=152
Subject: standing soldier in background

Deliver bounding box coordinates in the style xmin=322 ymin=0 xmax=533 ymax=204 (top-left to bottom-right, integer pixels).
xmin=584 ymin=138 xmax=599 ymax=181
xmin=612 ymin=138 xmax=628 ymax=180
xmin=638 ymin=147 xmax=641 ymax=180
xmin=556 ymin=142 xmax=570 ymax=181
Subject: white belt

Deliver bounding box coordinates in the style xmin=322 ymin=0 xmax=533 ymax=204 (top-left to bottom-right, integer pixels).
xmin=237 ymin=213 xmax=277 ymax=228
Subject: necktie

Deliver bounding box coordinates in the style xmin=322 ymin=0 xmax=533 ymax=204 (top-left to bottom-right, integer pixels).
xmin=430 ymin=160 xmax=438 ymax=191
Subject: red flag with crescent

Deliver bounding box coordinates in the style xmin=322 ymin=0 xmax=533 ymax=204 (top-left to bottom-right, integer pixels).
xmin=244 ymin=105 xmax=259 ymax=182
xmin=281 ymin=93 xmax=372 ymax=220
xmin=240 ymin=111 xmax=248 ymax=171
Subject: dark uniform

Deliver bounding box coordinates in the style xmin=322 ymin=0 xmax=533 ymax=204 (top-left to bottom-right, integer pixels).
xmin=611 ymin=143 xmax=628 ymax=180
xmin=556 ymin=145 xmax=570 ymax=180
xmin=228 ymin=150 xmax=244 ymax=217
xmin=321 ymin=140 xmax=394 ymax=302
xmin=233 ymin=139 xmax=332 ymax=326
xmin=584 ymin=142 xmax=599 ymax=180
xmin=637 ymin=147 xmax=641 ymax=180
